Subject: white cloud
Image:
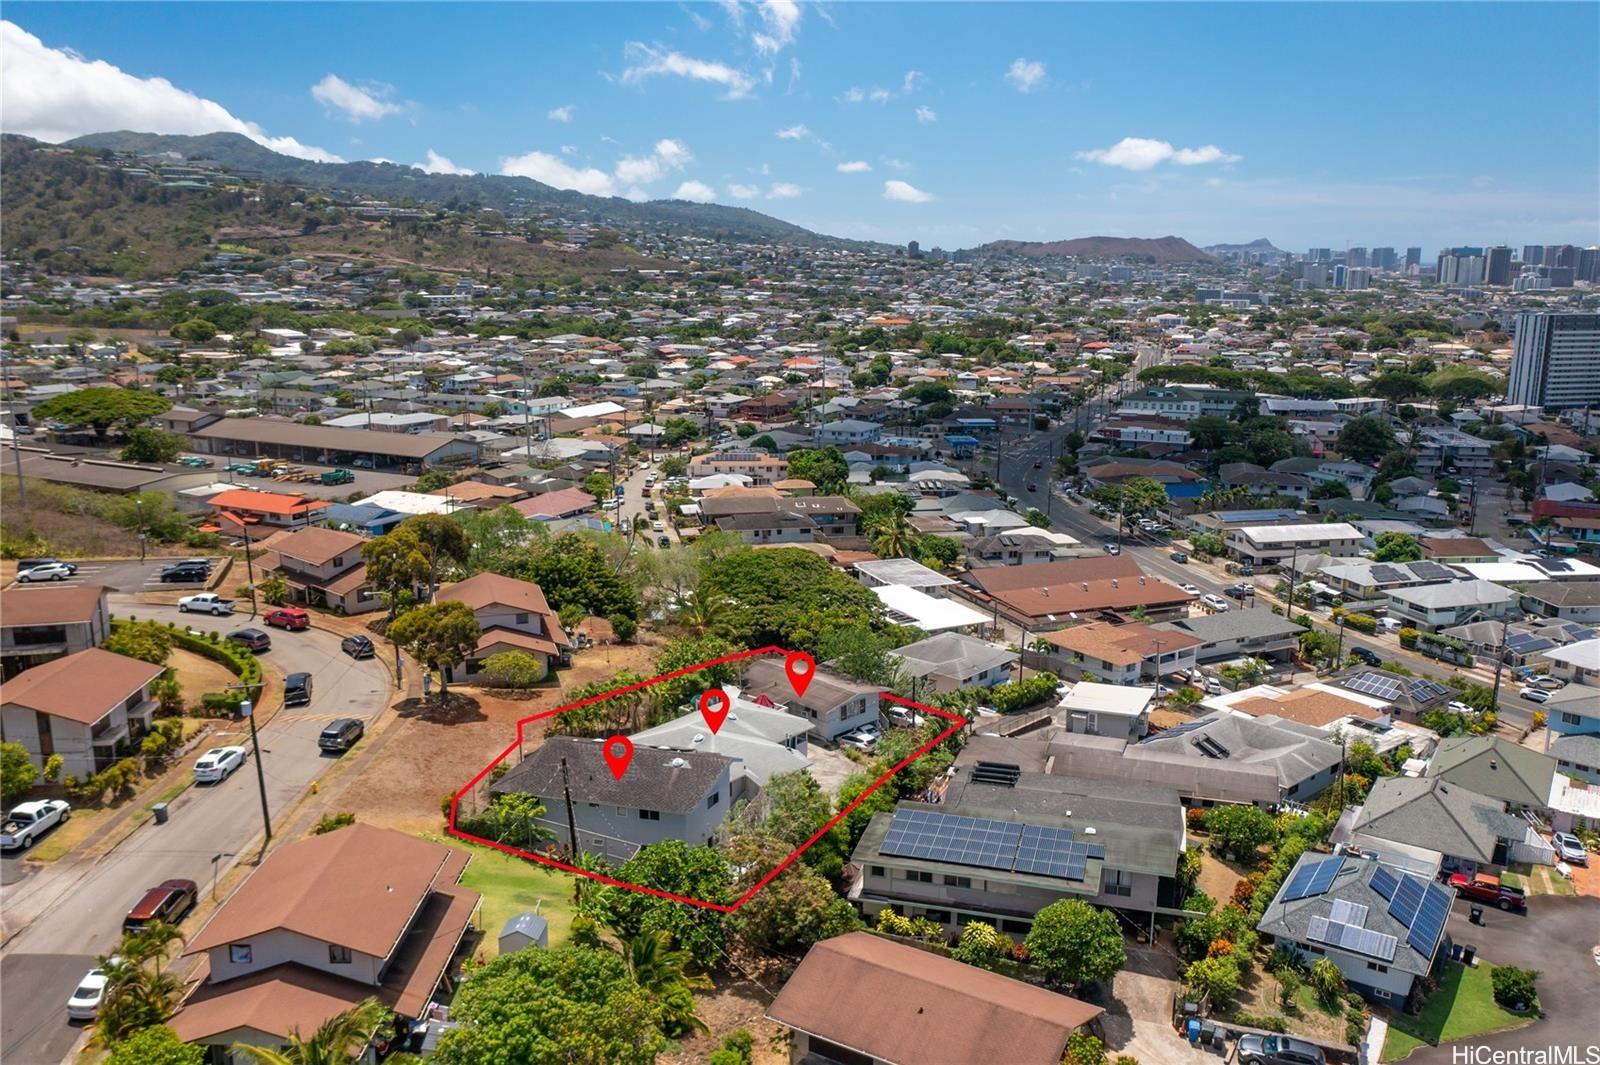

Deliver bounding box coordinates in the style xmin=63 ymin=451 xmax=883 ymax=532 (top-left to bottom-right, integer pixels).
xmin=868 ymin=87 xmax=891 ymax=103
xmin=416 ymin=149 xmax=472 ymax=175
xmin=499 ymin=150 xmax=616 ymax=195
xmin=902 ymin=70 xmax=926 ymax=94
xmin=751 ymin=0 xmax=803 ymax=55
xmin=881 ymin=157 xmax=912 ymax=171
xmin=621 ymin=43 xmax=757 ymax=100
xmin=561 ymin=144 xmax=578 ymax=155
xmin=776 ymin=123 xmax=810 ymax=140
xmin=726 ymin=183 xmax=761 ymax=199
xmin=623 ymin=186 xmax=651 ymax=202
xmin=547 ymin=104 xmax=574 ymax=122
xmin=787 ymin=57 xmax=802 ymax=92
xmin=0 ymin=20 xmax=342 ymax=162
xmin=614 ymin=138 xmax=693 ymax=185
xmin=883 ymin=179 xmax=934 ymax=203
xmin=1005 ymin=58 xmax=1047 ymax=93
xmin=916 ymin=105 xmax=937 ymax=124
xmin=682 ymin=4 xmax=712 ymax=31
xmin=310 ymin=74 xmax=403 ymax=122
xmin=717 ymin=0 xmax=745 ymax=28
xmin=674 ymin=179 xmax=716 ymax=201
xmin=840 ymin=87 xmax=865 ymax=104
xmin=1076 ymin=136 xmax=1241 ymax=170
xmin=767 ymin=182 xmax=804 ymax=199
xmin=837 ymin=160 xmax=872 ymax=173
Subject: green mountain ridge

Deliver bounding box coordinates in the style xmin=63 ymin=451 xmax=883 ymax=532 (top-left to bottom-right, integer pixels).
xmin=969 ymin=235 xmax=1215 ymax=263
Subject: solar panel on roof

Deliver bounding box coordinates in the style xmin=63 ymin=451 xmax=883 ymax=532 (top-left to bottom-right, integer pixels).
xmin=1346 ymin=672 xmax=1403 ymax=701
xmin=1329 ymin=899 xmax=1369 ymax=926
xmin=1409 ymin=680 xmax=1449 ymax=702
xmin=1410 ymin=562 xmax=1457 ymax=581
xmin=879 ymin=809 xmax=1101 ymax=883
xmin=1307 ymin=857 xmax=1345 ymax=894
xmin=1406 ymin=882 xmax=1453 ymax=957
xmin=1281 ymin=861 xmax=1318 ymax=901
xmin=1370 ymin=564 xmax=1405 ymax=583
xmin=1370 ymin=865 xmax=1399 ymax=900
xmin=1282 ymin=856 xmax=1343 ymax=901
xmin=1542 ymin=560 xmax=1574 ymax=573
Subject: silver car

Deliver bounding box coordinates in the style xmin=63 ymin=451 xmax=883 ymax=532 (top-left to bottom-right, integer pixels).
xmin=1552 ymin=831 xmax=1588 ymax=866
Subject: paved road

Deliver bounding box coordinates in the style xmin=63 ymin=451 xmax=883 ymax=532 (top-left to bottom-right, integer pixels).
xmin=0 ymin=596 xmax=392 ymax=1065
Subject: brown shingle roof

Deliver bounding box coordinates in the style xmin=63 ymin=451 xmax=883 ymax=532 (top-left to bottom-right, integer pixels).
xmin=170 ymin=963 xmax=369 ymax=1043
xmin=767 ymin=933 xmax=1101 ymax=1065
xmin=185 ymin=825 xmax=462 ymax=960
xmin=1043 ymin=620 xmax=1204 ymax=665
xmin=1235 ymin=688 xmax=1384 ymax=727
xmin=273 ymin=527 xmax=365 ymax=568
xmin=0 ymin=648 xmax=161 ymax=724
xmin=0 ymin=584 xmax=108 ymax=627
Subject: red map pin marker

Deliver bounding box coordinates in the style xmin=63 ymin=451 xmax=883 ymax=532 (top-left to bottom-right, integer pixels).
xmin=785 ymin=651 xmax=815 ymax=698
xmin=699 ymin=689 xmax=731 ymax=734
xmin=602 ymin=735 xmax=634 ymax=781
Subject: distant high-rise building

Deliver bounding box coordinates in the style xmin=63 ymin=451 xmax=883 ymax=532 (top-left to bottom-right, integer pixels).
xmin=1405 ymin=247 xmax=1422 ymax=268
xmin=1578 ymin=247 xmax=1600 ymax=283
xmin=1507 ymin=311 xmax=1600 ymax=409
xmin=1345 ymin=268 xmax=1372 ymax=290
xmin=1302 ymin=262 xmax=1329 ymax=287
xmin=1484 ymin=246 xmax=1513 ymax=286
xmin=1547 ymin=244 xmax=1578 ymax=268
xmin=1371 ymin=247 xmax=1398 ymax=271
xmin=1308 ymin=248 xmax=1332 ymax=261
xmin=1333 ymin=264 xmax=1347 ymax=287
xmin=906 ymin=240 xmax=921 ymax=258
xmin=1522 ymin=245 xmax=1545 ymax=266
xmin=1347 ymin=247 xmax=1369 ymax=268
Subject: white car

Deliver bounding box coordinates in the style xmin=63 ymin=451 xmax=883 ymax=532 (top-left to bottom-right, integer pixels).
xmin=838 ymin=728 xmax=878 ymax=752
xmin=66 ymin=961 xmax=115 ymax=1021
xmin=193 ymin=746 xmax=247 ymax=783
xmin=177 ymin=593 xmax=233 ymax=616
xmin=1447 ymin=701 xmax=1475 ymax=715
xmin=887 ymin=707 xmax=925 ymax=729
xmin=1519 ymin=686 xmax=1551 ymax=703
xmin=17 ymin=562 xmax=74 ymax=582
xmin=1200 ymin=594 xmax=1230 ymax=612
xmin=1552 ymin=831 xmax=1588 ymax=866
xmin=1179 ymin=583 xmax=1202 ymax=596
xmin=651 ymin=520 xmax=665 ymax=532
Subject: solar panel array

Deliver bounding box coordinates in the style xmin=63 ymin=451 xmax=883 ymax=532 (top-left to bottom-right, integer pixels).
xmin=1505 ymin=632 xmax=1555 ymax=655
xmin=1282 ymin=856 xmax=1345 ymax=901
xmin=1370 ymin=564 xmax=1406 ymax=584
xmin=1410 ymin=562 xmax=1457 ymax=581
xmin=879 ymin=808 xmax=1103 ymax=883
xmin=1345 ymin=672 xmax=1403 ymax=701
xmin=1328 ymin=899 xmax=1369 ymax=926
xmin=1386 ymin=872 xmax=1453 ymax=958
xmin=1370 ymin=865 xmax=1399 ymax=900
xmin=1408 ymin=679 xmax=1450 ymax=702
xmin=1541 ymin=559 xmax=1574 ymax=573
xmin=1306 ymin=916 xmax=1398 ymax=962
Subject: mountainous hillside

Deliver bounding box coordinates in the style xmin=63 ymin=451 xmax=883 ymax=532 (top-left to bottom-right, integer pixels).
xmin=65 ymin=131 xmax=841 ymax=247
xmin=1203 ymin=238 xmax=1284 ymax=255
xmin=1 ymin=136 xmax=674 ymax=280
xmin=969 ymin=235 xmax=1214 ymax=263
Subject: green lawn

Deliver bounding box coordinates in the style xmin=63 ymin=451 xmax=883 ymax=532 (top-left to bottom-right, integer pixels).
xmin=1382 ymin=963 xmax=1535 ymax=1062
xmin=440 ymin=836 xmax=579 ymax=953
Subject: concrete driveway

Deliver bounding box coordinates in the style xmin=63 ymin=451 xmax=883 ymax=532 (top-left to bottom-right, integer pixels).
xmin=1400 ymin=894 xmax=1600 ymax=1064
xmin=0 ymin=595 xmax=394 ymax=1065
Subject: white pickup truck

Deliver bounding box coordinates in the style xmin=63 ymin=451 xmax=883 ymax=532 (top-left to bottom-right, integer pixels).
xmin=1 ymin=800 xmax=71 ymax=850
xmin=178 ymin=592 xmax=234 ymax=616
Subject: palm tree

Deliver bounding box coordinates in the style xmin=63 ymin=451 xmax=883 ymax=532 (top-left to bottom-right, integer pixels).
xmin=673 ymin=585 xmax=728 ymax=637
xmin=865 ymin=509 xmax=920 ymax=560
xmin=232 ymin=997 xmax=405 ymax=1065
xmin=123 ymin=920 xmax=184 ymax=973
xmin=624 ymin=930 xmax=709 ymax=1037
xmin=94 ymin=959 xmax=184 ymax=1044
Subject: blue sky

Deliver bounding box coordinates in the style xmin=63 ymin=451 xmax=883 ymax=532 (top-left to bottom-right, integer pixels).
xmin=4 ymin=2 xmax=1596 ymax=250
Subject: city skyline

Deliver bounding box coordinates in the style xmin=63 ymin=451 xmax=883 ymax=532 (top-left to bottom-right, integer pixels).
xmin=3 ymin=2 xmax=1597 ymax=250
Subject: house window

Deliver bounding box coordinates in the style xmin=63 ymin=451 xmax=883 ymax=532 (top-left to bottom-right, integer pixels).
xmin=1367 ymin=962 xmax=1388 ymax=973
xmin=922 ymin=909 xmax=952 ymax=924
xmin=1373 ymin=988 xmax=1391 ymax=1000
xmin=1104 ymin=869 xmax=1133 ymax=897
xmin=638 ymin=809 xmax=660 ymax=821
xmin=329 ymin=945 xmax=352 ymax=964
xmin=943 ymin=875 xmax=972 ymax=888
xmin=870 ymin=865 xmax=885 ymax=878
xmin=1286 ymin=783 xmax=1301 ymax=797
xmin=902 ymin=870 xmax=933 ymax=883
xmin=229 ymin=943 xmax=253 ymax=965
xmin=1561 ymin=712 xmax=1583 ymax=726
xmin=707 ymin=791 xmax=720 ymax=809
xmin=516 ymin=612 xmax=530 ymax=625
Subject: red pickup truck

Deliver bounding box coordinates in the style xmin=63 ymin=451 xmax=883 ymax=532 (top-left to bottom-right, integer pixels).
xmin=1449 ymin=872 xmax=1526 ymax=911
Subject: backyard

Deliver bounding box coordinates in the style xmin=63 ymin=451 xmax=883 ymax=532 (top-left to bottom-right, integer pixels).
xmin=1382 ymin=962 xmax=1536 ymax=1062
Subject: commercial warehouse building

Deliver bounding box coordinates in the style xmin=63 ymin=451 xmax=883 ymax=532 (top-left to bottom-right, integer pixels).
xmin=189 ymin=420 xmax=480 ymax=472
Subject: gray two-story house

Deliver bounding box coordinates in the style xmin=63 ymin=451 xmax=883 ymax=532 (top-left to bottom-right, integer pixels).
xmin=489 ymin=737 xmax=733 ymax=862
xmin=742 ymin=658 xmax=881 ymax=742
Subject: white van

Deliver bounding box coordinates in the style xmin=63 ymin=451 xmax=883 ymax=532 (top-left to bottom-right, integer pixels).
xmin=1375 ymin=617 xmax=1402 ymax=635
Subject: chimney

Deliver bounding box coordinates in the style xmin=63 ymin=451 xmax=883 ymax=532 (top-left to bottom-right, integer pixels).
xmin=1082 ymin=583 xmax=1089 ymax=591
xmin=1139 ymin=576 xmax=1146 ymax=585
xmin=1112 ymin=579 xmax=1119 ymax=588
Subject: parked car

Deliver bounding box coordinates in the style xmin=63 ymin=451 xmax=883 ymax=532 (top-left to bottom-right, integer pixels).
xmin=658 ymin=535 xmax=672 ymax=548
xmin=66 ymin=962 xmax=115 ymax=1021
xmin=1238 ymin=1034 xmax=1326 ymax=1065
xmin=263 ymin=607 xmax=310 ymax=631
xmin=1351 ymin=646 xmax=1384 ymax=667
xmin=652 ymin=520 xmax=665 ymax=532
xmin=1026 ymin=483 xmax=1038 ymax=492
xmin=341 ymin=634 xmax=375 ymax=659
xmin=178 ymin=592 xmax=234 ymax=615
xmin=1448 ymin=871 xmax=1526 ymax=911
xmin=16 ymin=557 xmax=76 ymax=575
xmin=1447 ymin=701 xmax=1474 ymax=715
xmin=319 ymin=717 xmax=365 ymax=752
xmin=1 ymin=800 xmax=71 ymax=850
xmin=887 ymin=706 xmax=926 ymax=729
xmin=17 ymin=562 xmax=74 ymax=582
xmin=1170 ymin=551 xmax=1188 ymax=563
xmin=283 ymin=671 xmax=313 ymax=708
xmin=158 ymin=562 xmax=210 ymax=583
xmin=1375 ymin=617 xmax=1402 ymax=634
xmin=1200 ymin=593 xmax=1230 ymax=612
xmin=1179 ymin=583 xmax=1202 ymax=596
xmin=1552 ymin=831 xmax=1588 ymax=866
xmin=193 ymin=746 xmax=247 ymax=783
xmin=839 ymin=728 xmax=878 ymax=753
xmin=1519 ymin=686 xmax=1552 ymax=703
xmin=1529 ymin=675 xmax=1566 ymax=692
xmin=227 ymin=628 xmax=272 ymax=653
xmin=1224 ymin=583 xmax=1255 ymax=599
xmin=1202 ymin=676 xmax=1224 ymax=696
xmin=1103 ymin=543 xmax=1121 ymax=555
xmin=123 ymin=879 xmax=198 ymax=932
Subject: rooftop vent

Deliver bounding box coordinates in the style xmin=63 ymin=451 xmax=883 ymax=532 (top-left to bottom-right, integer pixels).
xmin=669 ymin=757 xmax=688 ymax=769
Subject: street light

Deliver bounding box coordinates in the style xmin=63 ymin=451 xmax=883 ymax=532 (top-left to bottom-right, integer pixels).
xmin=210 ymin=850 xmax=236 ymax=900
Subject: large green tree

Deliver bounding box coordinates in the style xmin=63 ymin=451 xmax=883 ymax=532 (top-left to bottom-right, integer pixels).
xmin=1024 ymin=899 xmax=1127 ymax=988
xmin=434 ymin=947 xmax=665 ymax=1065
xmin=1204 ymin=804 xmax=1281 ymax=861
xmin=785 ymin=447 xmax=849 ymax=493
xmin=724 ymin=833 xmax=861 ymax=955
xmin=586 ymin=841 xmax=733 ymax=970
xmin=514 ymin=532 xmax=639 ymax=623
xmin=33 ymin=387 xmax=170 ymax=439
xmin=1371 ymin=531 xmax=1422 ymax=563
xmin=119 ymin=427 xmax=185 ymax=464
xmin=361 ymin=526 xmax=432 ymax=619
xmin=1 ymin=742 xmax=39 ymax=804
xmin=1335 ymin=416 xmax=1397 ymax=464
xmin=388 ymin=601 xmax=481 ymax=696
xmin=107 ymin=1027 xmax=203 ymax=1065
xmin=1089 ymin=476 xmax=1167 ymax=518
xmin=698 ymin=547 xmax=884 ymax=651
xmin=232 ymin=998 xmax=390 ymax=1065
xmin=395 ymin=513 xmax=471 ymax=591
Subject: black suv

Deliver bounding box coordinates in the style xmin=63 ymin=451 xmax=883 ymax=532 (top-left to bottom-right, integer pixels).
xmin=340 ymin=634 xmax=375 ymax=659
xmin=283 ymin=671 xmax=313 ymax=708
xmin=318 ymin=718 xmax=364 ymax=752
xmin=1351 ymin=646 xmax=1384 ymax=667
xmin=159 ymin=561 xmax=210 ymax=583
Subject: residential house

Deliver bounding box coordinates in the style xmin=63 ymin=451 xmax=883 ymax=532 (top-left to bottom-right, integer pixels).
xmin=766 ymin=932 xmax=1102 ymax=1065
xmin=1418 ymin=536 xmax=1498 ymax=563
xmin=512 ymin=487 xmax=596 ymax=522
xmin=958 ymin=556 xmax=1196 ymax=630
xmin=1218 ymin=462 xmax=1312 ymax=501
xmin=741 ymin=658 xmax=880 ymax=742
xmin=0 ymin=584 xmax=110 ymax=679
xmin=171 ymin=825 xmax=480 ymax=1060
xmin=1256 ymin=853 xmax=1452 ymax=1006
xmin=1349 ymin=777 xmax=1543 ymax=875
xmin=1414 ymin=427 xmax=1494 ymax=477
xmin=630 ymin=691 xmax=811 ymax=796
xmin=1326 ymin=669 xmax=1453 ymax=723
xmin=1520 ymin=582 xmax=1600 ymax=624
xmin=1541 ymin=638 xmax=1600 ymax=687
xmin=489 ymin=737 xmax=732 ymax=862
xmin=783 ymin=496 xmax=861 ymax=538
xmin=888 ymin=633 xmax=1016 ymax=694
xmin=1152 ymin=609 xmax=1303 ymax=664
xmin=1056 ymin=681 xmax=1158 ymax=741
xmin=853 ymin=557 xmax=958 ymax=593
xmin=1425 ymin=736 xmax=1557 ymax=811
xmin=1039 ymin=621 xmax=1202 ymax=687
xmin=1132 ymin=713 xmax=1342 ymax=802
xmin=263 ymin=527 xmax=378 ymax=615
xmin=1225 ymin=523 xmax=1365 ymax=565
xmin=1385 ymin=581 xmax=1518 ymax=632
xmin=687 ymin=450 xmax=788 ymax=485
xmin=815 ymin=419 xmax=882 ymax=445
xmin=966 ymin=529 xmax=1072 ymax=567
xmin=0 ymin=648 xmax=163 ymax=778
xmin=1544 ymin=684 xmax=1600 ymax=784
xmin=437 ymin=572 xmax=570 ymax=677
xmin=204 ymin=488 xmax=331 ymax=534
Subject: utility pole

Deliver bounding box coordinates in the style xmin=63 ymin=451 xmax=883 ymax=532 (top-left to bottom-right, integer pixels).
xmin=1284 ymin=540 xmax=1301 ymax=624
xmin=3 ymin=350 xmax=26 ymax=508
xmin=1151 ymin=637 xmax=1166 ymax=693
xmin=559 ymin=757 xmax=579 ymax=859
xmin=229 ymin=693 xmax=272 ymax=846
xmin=1334 ymin=615 xmax=1347 ymax=669
xmin=242 ymin=521 xmax=259 ymax=620
xmin=1489 ymin=625 xmax=1509 ymax=705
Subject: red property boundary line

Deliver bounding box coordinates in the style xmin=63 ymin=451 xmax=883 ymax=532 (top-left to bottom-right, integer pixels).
xmin=446 ymin=645 xmax=966 ymax=913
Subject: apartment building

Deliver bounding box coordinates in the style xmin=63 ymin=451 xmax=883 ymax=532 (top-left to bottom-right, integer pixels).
xmin=0 ymin=584 xmax=110 ymax=680
xmin=1225 ymin=523 xmax=1365 ymax=565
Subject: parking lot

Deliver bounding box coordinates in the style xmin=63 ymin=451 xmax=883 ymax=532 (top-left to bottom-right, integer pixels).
xmin=5 ymin=557 xmax=225 ymax=595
